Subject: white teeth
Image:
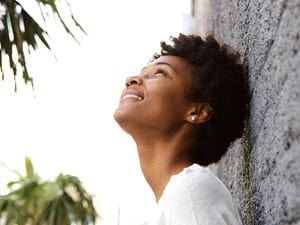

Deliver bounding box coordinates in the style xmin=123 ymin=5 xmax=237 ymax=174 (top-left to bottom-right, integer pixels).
xmin=123 ymin=94 xmax=143 ymax=100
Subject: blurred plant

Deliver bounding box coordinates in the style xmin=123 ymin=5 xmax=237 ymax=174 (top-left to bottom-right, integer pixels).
xmin=0 ymin=0 xmax=85 ymax=91
xmin=0 ymin=157 xmax=98 ymax=225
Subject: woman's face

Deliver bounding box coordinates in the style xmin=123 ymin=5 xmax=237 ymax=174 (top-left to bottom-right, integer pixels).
xmin=114 ymin=55 xmax=194 ymax=134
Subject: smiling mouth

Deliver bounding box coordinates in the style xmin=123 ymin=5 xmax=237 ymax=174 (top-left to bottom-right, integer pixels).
xmin=122 ymin=94 xmax=144 ymax=101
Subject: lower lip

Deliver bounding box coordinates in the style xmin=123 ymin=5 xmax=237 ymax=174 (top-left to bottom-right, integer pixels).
xmin=121 ymin=97 xmax=143 ymax=102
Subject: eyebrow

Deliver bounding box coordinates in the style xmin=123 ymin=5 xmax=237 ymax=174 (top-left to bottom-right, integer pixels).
xmin=141 ymin=61 xmax=177 ymax=73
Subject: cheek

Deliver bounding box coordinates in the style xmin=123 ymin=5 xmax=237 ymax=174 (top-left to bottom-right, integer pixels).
xmin=146 ymin=90 xmax=186 ymax=119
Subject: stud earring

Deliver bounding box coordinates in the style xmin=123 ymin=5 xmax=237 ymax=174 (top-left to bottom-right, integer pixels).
xmin=191 ymin=115 xmax=197 ymax=122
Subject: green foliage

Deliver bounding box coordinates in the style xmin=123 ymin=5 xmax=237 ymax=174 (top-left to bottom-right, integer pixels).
xmin=0 ymin=157 xmax=98 ymax=225
xmin=0 ymin=0 xmax=85 ymax=91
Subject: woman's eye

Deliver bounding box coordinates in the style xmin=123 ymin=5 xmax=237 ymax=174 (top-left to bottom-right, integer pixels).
xmin=154 ymin=69 xmax=166 ymax=77
xmin=141 ymin=69 xmax=168 ymax=79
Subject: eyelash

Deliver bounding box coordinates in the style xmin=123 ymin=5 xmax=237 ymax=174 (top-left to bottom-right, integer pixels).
xmin=153 ymin=69 xmax=167 ymax=77
xmin=140 ymin=69 xmax=167 ymax=79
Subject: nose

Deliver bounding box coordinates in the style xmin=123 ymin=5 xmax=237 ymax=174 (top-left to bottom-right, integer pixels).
xmin=125 ymin=76 xmax=142 ymax=87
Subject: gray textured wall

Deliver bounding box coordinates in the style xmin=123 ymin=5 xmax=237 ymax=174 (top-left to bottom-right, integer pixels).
xmin=193 ymin=0 xmax=300 ymax=224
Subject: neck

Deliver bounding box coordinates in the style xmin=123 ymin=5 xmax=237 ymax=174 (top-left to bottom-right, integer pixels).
xmin=132 ymin=127 xmax=193 ymax=202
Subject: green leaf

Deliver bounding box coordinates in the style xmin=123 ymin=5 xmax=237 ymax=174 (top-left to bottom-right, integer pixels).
xmin=25 ymin=156 xmax=34 ymax=179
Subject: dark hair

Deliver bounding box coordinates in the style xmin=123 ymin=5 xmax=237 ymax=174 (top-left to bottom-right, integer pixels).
xmin=154 ymin=33 xmax=248 ymax=166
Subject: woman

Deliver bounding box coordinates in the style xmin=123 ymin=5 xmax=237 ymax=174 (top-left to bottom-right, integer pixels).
xmin=114 ymin=34 xmax=247 ymax=225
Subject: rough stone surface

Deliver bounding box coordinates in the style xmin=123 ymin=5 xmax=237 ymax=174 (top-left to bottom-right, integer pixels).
xmin=193 ymin=0 xmax=300 ymax=224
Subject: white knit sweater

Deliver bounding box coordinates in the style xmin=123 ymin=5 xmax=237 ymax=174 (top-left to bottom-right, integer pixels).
xmin=147 ymin=164 xmax=243 ymax=225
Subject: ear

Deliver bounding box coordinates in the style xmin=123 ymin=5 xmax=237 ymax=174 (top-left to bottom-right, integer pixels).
xmin=185 ymin=103 xmax=213 ymax=124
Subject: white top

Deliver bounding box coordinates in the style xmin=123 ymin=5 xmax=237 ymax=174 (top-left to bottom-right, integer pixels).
xmin=147 ymin=164 xmax=243 ymax=225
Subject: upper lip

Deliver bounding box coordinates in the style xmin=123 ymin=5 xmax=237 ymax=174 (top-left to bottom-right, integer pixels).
xmin=121 ymin=88 xmax=145 ymax=100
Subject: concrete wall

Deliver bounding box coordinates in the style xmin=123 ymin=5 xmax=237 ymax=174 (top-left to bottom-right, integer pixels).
xmin=193 ymin=0 xmax=300 ymax=224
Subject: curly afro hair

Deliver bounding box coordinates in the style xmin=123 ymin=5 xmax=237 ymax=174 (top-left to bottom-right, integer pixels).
xmin=154 ymin=33 xmax=248 ymax=166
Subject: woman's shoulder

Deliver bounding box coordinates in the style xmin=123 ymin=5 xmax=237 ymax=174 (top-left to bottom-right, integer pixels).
xmin=156 ymin=164 xmax=243 ymax=225
xmin=167 ymin=163 xmax=231 ymax=198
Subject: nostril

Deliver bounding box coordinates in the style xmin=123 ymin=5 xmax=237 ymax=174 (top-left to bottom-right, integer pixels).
xmin=127 ymin=79 xmax=138 ymax=87
xmin=126 ymin=76 xmax=142 ymax=87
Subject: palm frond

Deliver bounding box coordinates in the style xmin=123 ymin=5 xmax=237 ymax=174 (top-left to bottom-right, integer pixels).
xmin=0 ymin=158 xmax=98 ymax=225
xmin=0 ymin=195 xmax=32 ymax=225
xmin=0 ymin=0 xmax=85 ymax=91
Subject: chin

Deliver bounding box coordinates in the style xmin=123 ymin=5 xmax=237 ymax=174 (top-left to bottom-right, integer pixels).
xmin=114 ymin=108 xmax=130 ymax=130
xmin=113 ymin=108 xmax=144 ymax=136
xmin=113 ymin=108 xmax=123 ymax=123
